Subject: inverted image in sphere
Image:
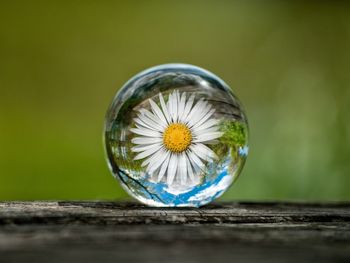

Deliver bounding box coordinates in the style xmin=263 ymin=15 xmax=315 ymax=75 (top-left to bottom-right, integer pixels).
xmin=104 ymin=64 xmax=248 ymax=207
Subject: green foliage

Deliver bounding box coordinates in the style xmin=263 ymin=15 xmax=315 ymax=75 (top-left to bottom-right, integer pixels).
xmin=209 ymin=120 xmax=247 ymax=163
xmin=219 ymin=120 xmax=248 ymax=147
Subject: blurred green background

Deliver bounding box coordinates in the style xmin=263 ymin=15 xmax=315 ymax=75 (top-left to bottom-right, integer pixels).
xmin=0 ymin=1 xmax=349 ymax=201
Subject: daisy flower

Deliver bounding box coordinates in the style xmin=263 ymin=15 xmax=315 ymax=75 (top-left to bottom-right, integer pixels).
xmin=131 ymin=90 xmax=223 ymax=186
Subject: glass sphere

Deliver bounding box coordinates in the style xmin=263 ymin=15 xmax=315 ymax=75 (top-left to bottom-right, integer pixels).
xmin=104 ymin=64 xmax=248 ymax=207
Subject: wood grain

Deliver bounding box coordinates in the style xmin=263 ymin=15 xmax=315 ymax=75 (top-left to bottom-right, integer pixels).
xmin=0 ymin=201 xmax=349 ymax=263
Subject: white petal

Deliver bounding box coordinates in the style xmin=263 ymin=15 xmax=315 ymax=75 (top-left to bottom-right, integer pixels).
xmin=184 ymin=99 xmax=206 ymax=124
xmin=167 ymin=94 xmax=173 ymax=122
xmin=149 ymin=99 xmax=168 ymax=126
xmin=140 ymin=109 xmax=166 ymax=129
xmin=132 ymin=143 xmax=162 ymax=153
xmin=171 ymin=91 xmax=178 ymax=122
xmin=159 ymin=93 xmax=171 ymax=124
xmin=133 ymin=144 xmax=162 ymax=160
xmin=148 ymin=149 xmax=170 ymax=174
xmin=131 ymin=136 xmax=163 ymax=145
xmin=138 ymin=114 xmax=165 ymax=133
xmin=180 ymin=93 xmax=195 ymax=122
xmin=190 ymin=143 xmax=218 ymax=161
xmin=130 ymin=127 xmax=162 ymax=137
xmin=176 ymin=90 xmax=181 ymax=113
xmin=194 ymin=118 xmax=220 ymax=132
xmin=167 ymin=154 xmax=178 ymax=185
xmin=193 ymin=126 xmax=219 ymax=137
xmin=194 ymin=132 xmax=224 ymax=143
xmin=136 ymin=113 xmax=163 ymax=132
xmin=185 ymin=155 xmax=195 ymax=182
xmin=179 ymin=153 xmax=187 ymax=185
xmin=187 ymin=150 xmax=205 ymax=170
xmin=187 ymin=103 xmax=212 ymax=128
xmin=134 ymin=117 xmax=160 ymax=132
xmin=191 ymin=108 xmax=216 ymax=130
xmin=177 ymin=92 xmax=186 ymax=120
xmin=140 ymin=156 xmax=152 ymax=167
xmin=141 ymin=146 xmax=163 ymax=167
xmin=158 ymin=153 xmax=171 ymax=182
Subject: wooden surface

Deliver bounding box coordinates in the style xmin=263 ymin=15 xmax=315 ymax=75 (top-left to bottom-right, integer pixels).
xmin=0 ymin=201 xmax=349 ymax=262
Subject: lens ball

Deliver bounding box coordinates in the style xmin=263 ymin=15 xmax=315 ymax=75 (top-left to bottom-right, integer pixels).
xmin=104 ymin=64 xmax=248 ymax=207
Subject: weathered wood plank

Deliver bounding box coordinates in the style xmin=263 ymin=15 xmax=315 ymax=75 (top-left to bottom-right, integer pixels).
xmin=0 ymin=201 xmax=349 ymax=263
xmin=1 ymin=201 xmax=349 ymax=225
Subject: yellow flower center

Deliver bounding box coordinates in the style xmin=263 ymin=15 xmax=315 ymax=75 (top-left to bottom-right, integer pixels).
xmin=163 ymin=123 xmax=192 ymax=153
